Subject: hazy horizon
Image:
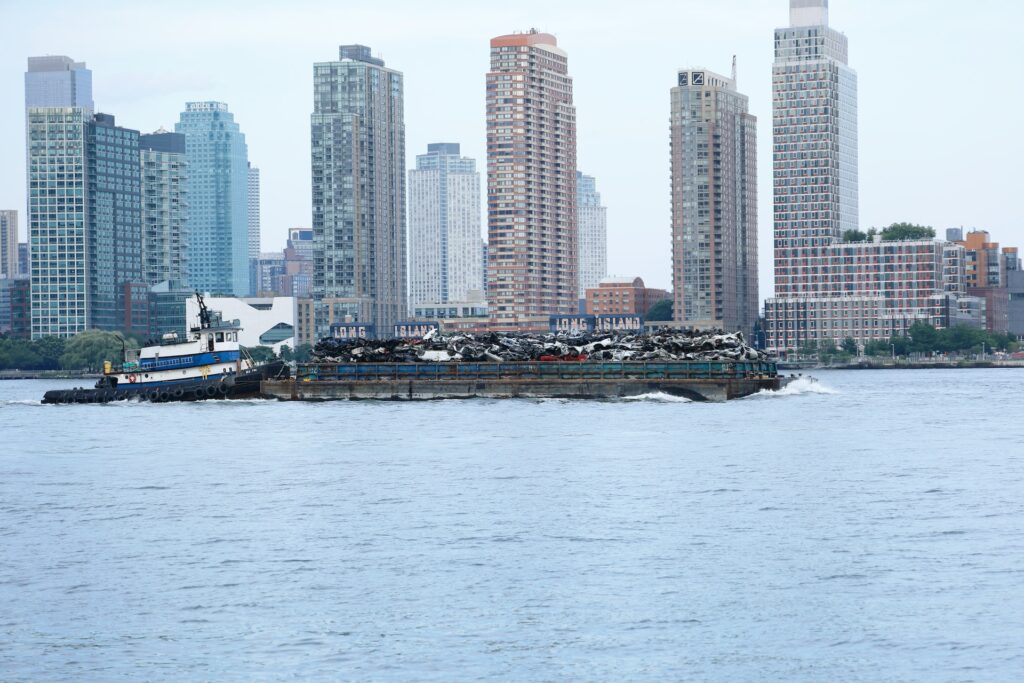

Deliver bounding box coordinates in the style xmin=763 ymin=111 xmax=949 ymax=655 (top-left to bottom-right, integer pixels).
xmin=2 ymin=0 xmax=1021 ymax=301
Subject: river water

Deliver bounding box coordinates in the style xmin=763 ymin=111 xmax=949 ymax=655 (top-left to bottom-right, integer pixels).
xmin=1 ymin=370 xmax=1023 ymax=681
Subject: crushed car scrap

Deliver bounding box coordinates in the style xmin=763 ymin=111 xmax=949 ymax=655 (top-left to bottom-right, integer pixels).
xmin=312 ymin=329 xmax=768 ymax=364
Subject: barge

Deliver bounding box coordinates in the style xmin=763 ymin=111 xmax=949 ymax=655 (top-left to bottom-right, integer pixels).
xmin=261 ymin=359 xmax=789 ymax=402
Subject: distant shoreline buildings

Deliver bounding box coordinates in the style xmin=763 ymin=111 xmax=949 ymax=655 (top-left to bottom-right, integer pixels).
xmin=5 ymin=2 xmax=1020 ymax=346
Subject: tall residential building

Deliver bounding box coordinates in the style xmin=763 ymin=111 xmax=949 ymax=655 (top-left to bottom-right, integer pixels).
xmin=139 ymin=129 xmax=188 ymax=286
xmin=487 ymin=30 xmax=577 ymax=331
xmin=576 ymin=172 xmax=607 ymax=306
xmin=311 ymin=45 xmax=407 ymax=334
xmin=671 ymin=67 xmax=758 ymax=334
xmin=176 ymin=102 xmax=249 ymax=296
xmin=24 ymin=56 xmax=92 ymax=296
xmin=772 ymin=0 xmax=858 ymax=298
xmin=27 ymin=107 xmax=92 ymax=337
xmin=247 ymin=162 xmax=261 ymax=294
xmin=25 ymin=56 xmax=93 ymax=111
xmin=0 ymin=211 xmax=17 ymax=278
xmin=408 ymin=143 xmax=483 ymax=308
xmin=27 ymin=109 xmax=143 ymax=338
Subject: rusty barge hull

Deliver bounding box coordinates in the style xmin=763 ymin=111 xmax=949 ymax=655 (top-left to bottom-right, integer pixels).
xmin=261 ymin=361 xmax=785 ymax=403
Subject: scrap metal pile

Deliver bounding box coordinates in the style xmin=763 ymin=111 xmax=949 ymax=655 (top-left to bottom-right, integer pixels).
xmin=312 ymin=329 xmax=768 ymax=363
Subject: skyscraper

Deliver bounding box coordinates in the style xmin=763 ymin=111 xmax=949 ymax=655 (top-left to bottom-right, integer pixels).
xmin=671 ymin=67 xmax=758 ymax=334
xmin=248 ymin=162 xmax=261 ymax=294
xmin=576 ymin=172 xmax=607 ymax=307
xmin=408 ymin=143 xmax=483 ymax=308
xmin=176 ymin=102 xmax=249 ymax=296
xmin=27 ymin=109 xmax=143 ymax=338
xmin=24 ymin=56 xmax=93 ymax=111
xmin=24 ymin=56 xmax=92 ymax=304
xmin=140 ymin=129 xmax=188 ymax=286
xmin=311 ymin=45 xmax=406 ymax=334
xmin=487 ymin=30 xmax=577 ymax=331
xmin=764 ymin=1 xmax=972 ymax=351
xmin=772 ymin=0 xmax=858 ymax=298
xmin=0 ymin=211 xmax=17 ymax=278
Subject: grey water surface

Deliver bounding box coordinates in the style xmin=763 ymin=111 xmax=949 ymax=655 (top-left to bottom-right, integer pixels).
xmin=1 ymin=370 xmax=1023 ymax=681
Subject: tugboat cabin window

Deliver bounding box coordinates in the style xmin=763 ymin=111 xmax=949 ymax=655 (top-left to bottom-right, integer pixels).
xmin=216 ymin=333 xmax=224 ymax=343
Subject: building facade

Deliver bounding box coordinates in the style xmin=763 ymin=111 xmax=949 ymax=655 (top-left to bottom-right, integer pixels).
xmin=946 ymin=228 xmax=1019 ymax=333
xmin=280 ymin=227 xmax=314 ymax=298
xmin=311 ymin=45 xmax=407 ymax=335
xmin=407 ymin=143 xmax=483 ymax=308
xmin=772 ymin=0 xmax=858 ymax=299
xmin=176 ymin=102 xmax=250 ymax=296
xmin=0 ymin=210 xmax=17 ymax=278
xmin=27 ymin=109 xmax=144 ymax=338
xmin=26 ymin=108 xmax=89 ymax=337
xmin=252 ymin=252 xmax=286 ymax=296
xmin=139 ymin=129 xmax=188 ymax=286
xmin=764 ymin=239 xmax=967 ymax=349
xmin=184 ymin=296 xmax=296 ymax=353
xmin=25 ymin=56 xmax=93 ymax=111
xmin=248 ymin=162 xmax=261 ymax=294
xmin=18 ymin=243 xmax=29 ymax=277
xmin=585 ymin=277 xmax=669 ymax=318
xmin=576 ymin=172 xmax=607 ymax=307
xmin=671 ymin=67 xmax=757 ymax=335
xmin=87 ymin=114 xmax=143 ymax=334
xmin=487 ymin=30 xmax=577 ymax=330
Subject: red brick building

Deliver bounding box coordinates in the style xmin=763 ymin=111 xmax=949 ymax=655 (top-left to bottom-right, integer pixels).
xmin=585 ymin=277 xmax=669 ymax=317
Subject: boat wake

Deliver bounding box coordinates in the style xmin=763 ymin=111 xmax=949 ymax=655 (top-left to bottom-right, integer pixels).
xmin=621 ymin=392 xmax=693 ymax=403
xmin=749 ymin=376 xmax=837 ymax=399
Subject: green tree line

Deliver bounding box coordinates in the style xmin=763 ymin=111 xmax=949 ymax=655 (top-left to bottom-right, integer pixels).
xmin=843 ymin=222 xmax=937 ymax=243
xmin=0 ymin=330 xmax=138 ymax=372
xmin=799 ymin=322 xmax=1018 ymax=362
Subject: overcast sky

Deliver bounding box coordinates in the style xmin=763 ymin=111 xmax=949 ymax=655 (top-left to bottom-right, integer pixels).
xmin=1 ymin=0 xmax=1021 ymax=299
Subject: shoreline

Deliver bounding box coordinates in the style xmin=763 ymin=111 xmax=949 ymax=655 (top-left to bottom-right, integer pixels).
xmin=781 ymin=360 xmax=1024 ymax=371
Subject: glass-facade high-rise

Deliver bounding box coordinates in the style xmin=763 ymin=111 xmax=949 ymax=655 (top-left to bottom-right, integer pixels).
xmin=28 ymin=109 xmax=143 ymax=338
xmin=140 ymin=129 xmax=188 ymax=286
xmin=408 ymin=143 xmax=482 ymax=308
xmin=28 ymin=108 xmax=89 ymax=338
xmin=671 ymin=68 xmax=758 ymax=335
xmin=176 ymin=102 xmax=249 ymax=296
xmin=87 ymin=114 xmax=143 ymax=333
xmin=576 ymin=172 xmax=607 ymax=305
xmin=311 ymin=45 xmax=407 ymax=335
xmin=25 ymin=56 xmax=93 ymax=112
xmin=772 ymin=0 xmax=858 ymax=297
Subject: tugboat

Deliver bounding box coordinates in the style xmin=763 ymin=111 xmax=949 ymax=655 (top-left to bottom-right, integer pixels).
xmin=42 ymin=293 xmax=288 ymax=404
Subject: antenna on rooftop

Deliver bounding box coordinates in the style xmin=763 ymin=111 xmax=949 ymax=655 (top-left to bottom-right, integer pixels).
xmin=732 ymin=55 xmax=737 ymax=84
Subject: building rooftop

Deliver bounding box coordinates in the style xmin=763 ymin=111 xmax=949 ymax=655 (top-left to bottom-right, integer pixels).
xmin=790 ymin=0 xmax=829 ymax=27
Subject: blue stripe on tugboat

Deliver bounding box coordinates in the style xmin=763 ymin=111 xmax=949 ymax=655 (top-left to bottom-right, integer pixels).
xmin=138 ymin=350 xmax=241 ymax=370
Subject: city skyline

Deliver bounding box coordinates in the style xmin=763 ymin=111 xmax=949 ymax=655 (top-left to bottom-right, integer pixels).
xmin=0 ymin=1 xmax=1021 ymax=300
